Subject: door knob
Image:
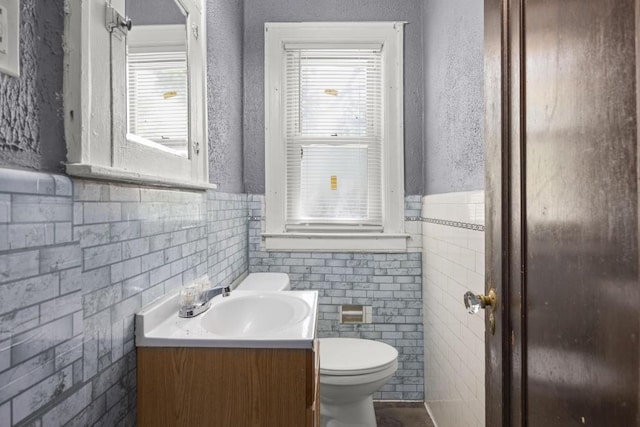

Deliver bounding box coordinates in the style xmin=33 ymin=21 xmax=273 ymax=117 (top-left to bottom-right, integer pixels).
xmin=463 ymin=289 xmax=497 ymax=335
xmin=464 ymin=289 xmax=496 ymax=314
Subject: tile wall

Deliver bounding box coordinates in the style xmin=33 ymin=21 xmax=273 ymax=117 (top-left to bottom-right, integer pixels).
xmin=422 ymin=191 xmax=485 ymax=427
xmin=248 ymin=195 xmax=425 ymax=401
xmin=0 ymin=169 xmax=248 ymax=426
xmin=0 ymin=170 xmax=82 ymax=427
xmin=206 ymin=192 xmax=249 ymax=288
xmin=2 ymin=168 xmax=471 ymax=423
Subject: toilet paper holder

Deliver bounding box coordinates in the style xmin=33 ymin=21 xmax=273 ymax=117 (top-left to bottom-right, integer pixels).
xmin=340 ymin=305 xmax=372 ymax=324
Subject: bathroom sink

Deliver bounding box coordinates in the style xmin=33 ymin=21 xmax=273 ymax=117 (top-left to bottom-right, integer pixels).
xmin=135 ymin=290 xmax=318 ymax=349
xmin=201 ymin=293 xmax=310 ymax=337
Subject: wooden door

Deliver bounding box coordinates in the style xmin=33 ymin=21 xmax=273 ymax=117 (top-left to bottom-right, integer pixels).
xmin=485 ymin=0 xmax=640 ymax=425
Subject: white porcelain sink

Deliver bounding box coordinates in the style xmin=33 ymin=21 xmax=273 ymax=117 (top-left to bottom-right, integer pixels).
xmin=201 ymin=293 xmax=310 ymax=337
xmin=135 ymin=290 xmax=318 ymax=349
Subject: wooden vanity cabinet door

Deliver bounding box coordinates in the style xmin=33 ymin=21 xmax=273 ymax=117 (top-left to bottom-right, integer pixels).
xmin=137 ymin=346 xmax=317 ymax=427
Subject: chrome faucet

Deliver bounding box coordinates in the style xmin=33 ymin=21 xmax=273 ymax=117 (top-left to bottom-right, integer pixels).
xmin=178 ymin=285 xmax=231 ymax=318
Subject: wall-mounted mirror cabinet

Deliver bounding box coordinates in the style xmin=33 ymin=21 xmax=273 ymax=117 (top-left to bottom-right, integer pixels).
xmin=64 ymin=0 xmax=210 ymax=189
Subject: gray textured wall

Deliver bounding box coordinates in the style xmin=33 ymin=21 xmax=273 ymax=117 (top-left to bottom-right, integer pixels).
xmin=0 ymin=0 xmax=65 ymax=172
xmin=242 ymin=0 xmax=424 ymax=195
xmin=423 ymin=0 xmax=484 ymax=194
xmin=127 ymin=0 xmax=185 ymax=25
xmin=1 ymin=0 xmax=483 ymax=193
xmin=0 ymin=0 xmax=246 ymax=193
xmin=207 ymin=0 xmax=245 ymax=192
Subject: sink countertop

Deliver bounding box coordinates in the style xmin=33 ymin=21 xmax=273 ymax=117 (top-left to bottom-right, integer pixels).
xmin=135 ymin=290 xmax=319 ymax=349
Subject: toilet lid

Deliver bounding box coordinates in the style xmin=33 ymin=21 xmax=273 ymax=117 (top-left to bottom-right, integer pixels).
xmin=319 ymin=338 xmax=398 ymax=376
xmin=239 ymin=273 xmax=290 ymax=291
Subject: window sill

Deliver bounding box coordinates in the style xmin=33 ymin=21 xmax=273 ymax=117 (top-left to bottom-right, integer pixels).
xmin=65 ymin=163 xmax=217 ymax=191
xmin=262 ymin=232 xmax=408 ymax=252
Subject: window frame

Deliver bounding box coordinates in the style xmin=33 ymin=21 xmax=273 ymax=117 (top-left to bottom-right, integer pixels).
xmin=63 ymin=0 xmax=213 ymax=191
xmin=264 ymin=22 xmax=407 ymax=252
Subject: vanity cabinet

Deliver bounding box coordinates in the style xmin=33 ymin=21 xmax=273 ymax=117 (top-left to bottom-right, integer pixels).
xmin=137 ymin=342 xmax=320 ymax=426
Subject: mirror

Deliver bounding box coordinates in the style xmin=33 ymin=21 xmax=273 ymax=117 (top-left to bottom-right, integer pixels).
xmin=64 ymin=0 xmax=207 ymax=187
xmin=125 ymin=0 xmax=189 ymax=158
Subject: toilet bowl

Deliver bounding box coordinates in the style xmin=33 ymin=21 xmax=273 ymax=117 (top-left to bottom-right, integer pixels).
xmin=236 ymin=273 xmax=398 ymax=426
xmin=319 ymin=337 xmax=398 ymax=427
xmin=235 ymin=272 xmax=290 ymax=291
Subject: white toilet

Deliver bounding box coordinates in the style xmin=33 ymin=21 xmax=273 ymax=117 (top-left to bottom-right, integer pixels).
xmin=235 ymin=272 xmax=291 ymax=291
xmin=319 ymin=337 xmax=398 ymax=427
xmin=236 ymin=273 xmax=398 ymax=427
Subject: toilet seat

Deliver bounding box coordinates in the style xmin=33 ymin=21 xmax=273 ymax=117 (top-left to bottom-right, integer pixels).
xmin=319 ymin=338 xmax=398 ymax=376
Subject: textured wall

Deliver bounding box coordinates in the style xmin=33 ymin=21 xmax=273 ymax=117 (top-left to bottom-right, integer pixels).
xmin=126 ymin=0 xmax=185 ymax=25
xmin=242 ymin=0 xmax=424 ymax=195
xmin=0 ymin=0 xmax=246 ymax=192
xmin=423 ymin=0 xmax=484 ymax=194
xmin=207 ymin=0 xmax=245 ymax=192
xmin=0 ymin=0 xmax=65 ymax=172
xmin=422 ymin=191 xmax=485 ymax=426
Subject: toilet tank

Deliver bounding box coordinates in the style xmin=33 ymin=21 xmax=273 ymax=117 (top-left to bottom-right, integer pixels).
xmin=237 ymin=273 xmax=291 ymax=291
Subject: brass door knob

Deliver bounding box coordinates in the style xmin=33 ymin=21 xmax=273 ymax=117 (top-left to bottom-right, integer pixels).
xmin=463 ymin=289 xmax=496 ymax=314
xmin=463 ymin=289 xmax=497 ymax=335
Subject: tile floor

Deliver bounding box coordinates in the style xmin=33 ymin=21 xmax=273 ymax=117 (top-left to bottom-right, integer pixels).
xmin=374 ymin=402 xmax=435 ymax=427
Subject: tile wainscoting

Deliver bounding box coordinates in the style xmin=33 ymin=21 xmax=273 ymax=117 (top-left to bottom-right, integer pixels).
xmin=248 ymin=195 xmax=425 ymax=401
xmin=0 ymin=170 xmax=82 ymax=427
xmin=422 ymin=191 xmax=485 ymax=427
xmin=0 ymin=169 xmax=484 ymax=424
xmin=0 ymin=169 xmax=248 ymax=426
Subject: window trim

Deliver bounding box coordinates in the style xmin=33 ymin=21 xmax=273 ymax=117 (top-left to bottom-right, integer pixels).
xmin=264 ymin=22 xmax=407 ymax=252
xmin=63 ymin=0 xmax=214 ymax=190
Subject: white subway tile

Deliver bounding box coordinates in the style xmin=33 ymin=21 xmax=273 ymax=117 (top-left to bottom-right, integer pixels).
xmin=468 ymin=230 xmax=484 ymax=252
xmin=423 ymin=191 xmax=485 ymax=427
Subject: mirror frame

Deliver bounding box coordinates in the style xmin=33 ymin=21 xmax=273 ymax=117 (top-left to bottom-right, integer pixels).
xmin=64 ymin=0 xmax=212 ymax=190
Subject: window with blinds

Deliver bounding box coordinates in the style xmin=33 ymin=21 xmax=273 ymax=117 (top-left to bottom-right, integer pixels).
xmin=127 ymin=42 xmax=188 ymax=157
xmin=265 ymin=22 xmax=405 ymax=251
xmin=284 ymin=47 xmax=383 ymax=229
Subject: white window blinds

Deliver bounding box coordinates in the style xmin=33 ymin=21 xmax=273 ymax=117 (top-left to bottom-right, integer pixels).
xmin=284 ymin=47 xmax=383 ymax=229
xmin=127 ymin=50 xmax=189 ymax=157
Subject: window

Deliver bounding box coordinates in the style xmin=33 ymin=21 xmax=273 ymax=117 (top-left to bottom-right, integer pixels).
xmin=127 ymin=25 xmax=189 ymax=157
xmin=63 ymin=0 xmax=211 ymax=190
xmin=287 ymin=48 xmax=382 ymax=228
xmin=264 ymin=22 xmax=406 ymax=251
